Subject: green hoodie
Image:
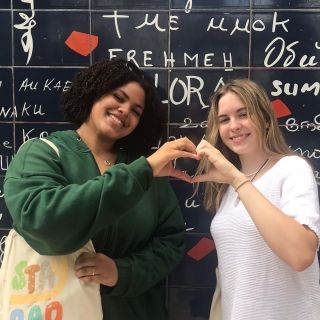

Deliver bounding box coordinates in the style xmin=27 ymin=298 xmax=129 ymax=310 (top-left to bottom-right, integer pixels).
xmin=4 ymin=130 xmax=185 ymax=320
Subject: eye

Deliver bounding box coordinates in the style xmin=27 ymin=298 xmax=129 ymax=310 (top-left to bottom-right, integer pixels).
xmin=218 ymin=117 xmax=228 ymax=124
xmin=239 ymin=110 xmax=248 ymax=118
xmin=113 ymin=92 xmax=125 ymax=102
xmin=132 ymin=108 xmax=142 ymax=117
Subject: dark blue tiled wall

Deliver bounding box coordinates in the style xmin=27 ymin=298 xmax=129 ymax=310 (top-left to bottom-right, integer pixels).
xmin=0 ymin=1 xmax=319 ymax=318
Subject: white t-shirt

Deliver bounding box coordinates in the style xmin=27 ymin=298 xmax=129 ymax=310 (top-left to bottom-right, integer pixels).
xmin=211 ymin=155 xmax=320 ymax=320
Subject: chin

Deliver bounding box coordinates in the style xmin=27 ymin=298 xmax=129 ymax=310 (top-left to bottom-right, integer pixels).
xmin=230 ymin=147 xmax=247 ymax=155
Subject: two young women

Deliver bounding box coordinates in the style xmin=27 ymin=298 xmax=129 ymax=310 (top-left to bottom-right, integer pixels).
xmin=5 ymin=57 xmax=319 ymax=320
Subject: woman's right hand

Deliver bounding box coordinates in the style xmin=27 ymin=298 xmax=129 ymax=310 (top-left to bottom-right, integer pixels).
xmin=146 ymin=137 xmax=198 ymax=182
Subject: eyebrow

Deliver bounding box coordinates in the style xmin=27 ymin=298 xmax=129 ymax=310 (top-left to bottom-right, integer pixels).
xmin=118 ymin=89 xmax=144 ymax=111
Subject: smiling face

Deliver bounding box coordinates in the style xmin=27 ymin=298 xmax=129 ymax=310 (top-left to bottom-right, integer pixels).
xmin=86 ymin=81 xmax=145 ymax=143
xmin=217 ymin=91 xmax=262 ymax=157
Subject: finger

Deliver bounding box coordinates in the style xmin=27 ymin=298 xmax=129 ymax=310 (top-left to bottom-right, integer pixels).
xmin=175 ymin=137 xmax=197 ymax=153
xmin=196 ymin=148 xmax=219 ymax=164
xmin=171 ymin=150 xmax=199 ymax=161
xmin=77 ymin=273 xmax=100 ymax=284
xmin=169 ymin=168 xmax=192 ymax=182
xmin=75 ymin=266 xmax=97 ymax=278
xmin=192 ymin=173 xmax=213 ymax=183
xmin=196 ymin=139 xmax=210 ymax=149
xmin=196 ymin=143 xmax=216 ymax=154
xmin=78 ymin=275 xmax=94 ymax=283
xmin=195 ymin=150 xmax=212 ymax=161
xmin=74 ymin=256 xmax=96 ymax=271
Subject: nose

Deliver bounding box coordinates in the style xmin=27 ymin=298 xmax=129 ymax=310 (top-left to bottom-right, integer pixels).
xmin=118 ymin=102 xmax=130 ymax=116
xmin=230 ymin=118 xmax=241 ymax=131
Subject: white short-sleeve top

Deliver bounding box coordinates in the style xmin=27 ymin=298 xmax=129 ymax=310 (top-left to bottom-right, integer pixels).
xmin=211 ymin=155 xmax=320 ymax=320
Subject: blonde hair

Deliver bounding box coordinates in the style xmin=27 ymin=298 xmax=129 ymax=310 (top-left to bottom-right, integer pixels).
xmin=196 ymin=79 xmax=292 ymax=212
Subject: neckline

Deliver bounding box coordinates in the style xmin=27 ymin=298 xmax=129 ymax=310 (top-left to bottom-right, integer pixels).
xmin=245 ymin=158 xmax=270 ymax=182
xmin=244 ymin=156 xmax=288 ymax=185
xmin=232 ymin=155 xmax=287 ymax=207
xmin=74 ymin=130 xmax=116 ymax=166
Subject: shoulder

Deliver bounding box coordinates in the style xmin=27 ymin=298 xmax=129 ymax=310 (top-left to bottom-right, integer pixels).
xmin=16 ymin=131 xmax=71 ymax=153
xmin=46 ymin=130 xmax=75 ymax=149
xmin=273 ymin=155 xmax=314 ymax=176
xmin=5 ymin=138 xmax=58 ymax=178
xmin=15 ymin=138 xmax=48 ymax=159
xmin=271 ymin=156 xmax=317 ymax=193
xmin=261 ymin=155 xmax=316 ymax=191
xmin=12 ymin=131 xmax=74 ymax=166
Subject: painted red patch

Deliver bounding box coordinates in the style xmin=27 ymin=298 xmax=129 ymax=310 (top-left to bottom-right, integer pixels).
xmin=65 ymin=31 xmax=98 ymax=56
xmin=271 ymin=99 xmax=292 ymax=118
xmin=187 ymin=237 xmax=216 ymax=261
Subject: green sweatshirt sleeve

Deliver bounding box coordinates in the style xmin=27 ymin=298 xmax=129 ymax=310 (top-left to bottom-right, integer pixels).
xmin=109 ymin=179 xmax=185 ymax=297
xmin=4 ymin=139 xmax=153 ymax=255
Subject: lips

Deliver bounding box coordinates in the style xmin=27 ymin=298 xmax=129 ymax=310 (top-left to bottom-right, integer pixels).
xmin=108 ymin=113 xmax=126 ymax=128
xmin=230 ymin=133 xmax=250 ymax=143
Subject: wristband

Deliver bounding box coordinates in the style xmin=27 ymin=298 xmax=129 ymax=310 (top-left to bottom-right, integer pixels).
xmin=234 ymin=179 xmax=250 ymax=192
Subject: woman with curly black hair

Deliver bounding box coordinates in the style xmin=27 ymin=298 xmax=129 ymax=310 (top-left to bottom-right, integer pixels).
xmin=4 ymin=58 xmax=197 ymax=319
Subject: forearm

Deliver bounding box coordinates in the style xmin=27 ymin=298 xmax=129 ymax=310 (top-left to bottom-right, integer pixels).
xmin=110 ymin=238 xmax=184 ymax=297
xmin=5 ymin=156 xmax=153 ymax=255
xmin=109 ymin=190 xmax=185 ymax=298
xmin=236 ymin=181 xmax=318 ymax=271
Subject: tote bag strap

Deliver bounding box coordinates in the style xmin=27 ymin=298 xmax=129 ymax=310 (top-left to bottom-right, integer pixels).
xmin=39 ymin=138 xmax=60 ymax=157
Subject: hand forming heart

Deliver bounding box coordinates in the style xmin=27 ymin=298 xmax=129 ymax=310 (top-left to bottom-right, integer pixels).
xmin=147 ymin=138 xmax=239 ymax=185
xmin=191 ymin=139 xmax=239 ymax=185
xmin=147 ymin=137 xmax=200 ymax=182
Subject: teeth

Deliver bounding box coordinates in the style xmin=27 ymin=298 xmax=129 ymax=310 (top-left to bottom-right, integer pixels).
xmin=110 ymin=114 xmax=123 ymax=127
xmin=231 ymin=134 xmax=244 ymax=141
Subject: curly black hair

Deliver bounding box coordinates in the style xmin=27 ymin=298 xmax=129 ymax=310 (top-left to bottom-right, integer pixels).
xmin=61 ymin=58 xmax=163 ymax=155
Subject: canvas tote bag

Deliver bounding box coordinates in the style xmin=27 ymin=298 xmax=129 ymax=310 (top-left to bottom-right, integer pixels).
xmin=209 ymin=268 xmax=221 ymax=320
xmin=0 ymin=230 xmax=103 ymax=319
xmin=0 ymin=138 xmax=103 ymax=319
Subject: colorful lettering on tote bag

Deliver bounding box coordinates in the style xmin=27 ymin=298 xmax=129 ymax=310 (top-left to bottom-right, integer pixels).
xmin=9 ymin=256 xmax=68 ymax=319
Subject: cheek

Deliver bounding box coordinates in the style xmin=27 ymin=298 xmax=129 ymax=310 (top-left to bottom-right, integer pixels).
xmin=127 ymin=117 xmax=141 ymax=133
xmin=218 ymin=127 xmax=231 ymax=146
xmin=218 ymin=126 xmax=226 ymax=138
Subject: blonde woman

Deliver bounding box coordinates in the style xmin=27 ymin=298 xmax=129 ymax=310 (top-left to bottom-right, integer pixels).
xmin=193 ymin=79 xmax=320 ymax=320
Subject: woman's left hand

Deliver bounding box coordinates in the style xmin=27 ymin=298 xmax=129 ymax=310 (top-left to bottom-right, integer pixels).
xmin=147 ymin=137 xmax=198 ymax=182
xmin=74 ymin=252 xmax=118 ymax=287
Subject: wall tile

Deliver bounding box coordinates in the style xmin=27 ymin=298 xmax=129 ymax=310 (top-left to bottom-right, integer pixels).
xmin=13 ymin=11 xmax=90 ymax=66
xmin=170 ymin=234 xmax=217 ymax=287
xmin=13 ymin=0 xmax=89 ymax=9
xmin=170 ymin=11 xmax=250 ymax=68
xmin=0 ymin=68 xmax=13 ymax=122
xmin=172 ymin=0 xmax=249 ymax=9
xmin=251 ymin=12 xmax=320 ymax=68
xmin=0 ymin=11 xmax=12 ymax=65
xmin=91 ymin=11 xmax=168 ymax=67
xmin=253 ymin=0 xmax=320 ymax=8
xmin=14 ymin=67 xmax=82 ymax=122
xmin=168 ymin=287 xmax=213 ymax=320
xmin=92 ymin=0 xmax=168 ymax=9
